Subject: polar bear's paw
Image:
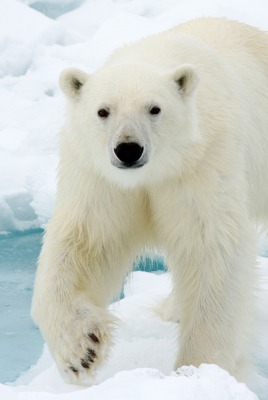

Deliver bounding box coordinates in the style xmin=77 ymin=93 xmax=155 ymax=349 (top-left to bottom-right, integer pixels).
xmin=50 ymin=306 xmax=117 ymax=385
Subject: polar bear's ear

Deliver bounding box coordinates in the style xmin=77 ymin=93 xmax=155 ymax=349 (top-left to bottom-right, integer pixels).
xmin=59 ymin=68 xmax=89 ymax=99
xmin=172 ymin=64 xmax=199 ymax=96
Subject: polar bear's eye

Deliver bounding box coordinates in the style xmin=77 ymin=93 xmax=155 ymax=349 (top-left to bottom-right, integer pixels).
xmin=149 ymin=106 xmax=161 ymax=115
xmin=98 ymin=108 xmax=110 ymax=118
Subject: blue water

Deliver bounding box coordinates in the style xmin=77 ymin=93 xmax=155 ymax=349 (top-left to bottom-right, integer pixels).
xmin=0 ymin=230 xmax=165 ymax=383
xmin=0 ymin=230 xmax=44 ymax=383
xmin=30 ymin=0 xmax=85 ymax=19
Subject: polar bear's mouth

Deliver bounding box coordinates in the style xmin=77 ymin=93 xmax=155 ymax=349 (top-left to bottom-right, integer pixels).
xmin=112 ymin=142 xmax=147 ymax=169
xmin=114 ymin=162 xmax=146 ymax=169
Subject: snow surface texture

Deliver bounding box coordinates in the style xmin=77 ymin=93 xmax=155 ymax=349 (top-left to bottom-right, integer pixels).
xmin=0 ymin=0 xmax=268 ymax=399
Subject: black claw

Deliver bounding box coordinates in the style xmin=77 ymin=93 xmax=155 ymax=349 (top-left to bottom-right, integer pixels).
xmin=87 ymin=348 xmax=97 ymax=359
xmin=81 ymin=360 xmax=90 ymax=369
xmin=69 ymin=366 xmax=79 ymax=374
xmin=88 ymin=333 xmax=99 ymax=343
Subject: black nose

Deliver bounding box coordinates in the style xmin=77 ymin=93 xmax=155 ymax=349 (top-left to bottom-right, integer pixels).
xmin=114 ymin=142 xmax=144 ymax=166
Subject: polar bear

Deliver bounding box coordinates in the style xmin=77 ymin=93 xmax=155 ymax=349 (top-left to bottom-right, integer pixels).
xmin=32 ymin=17 xmax=268 ymax=385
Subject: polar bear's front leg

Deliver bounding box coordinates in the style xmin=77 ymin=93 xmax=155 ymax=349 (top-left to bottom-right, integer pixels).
xmin=31 ymin=229 xmax=131 ymax=385
xmin=153 ymin=184 xmax=257 ymax=382
xmin=170 ymin=213 xmax=256 ymax=381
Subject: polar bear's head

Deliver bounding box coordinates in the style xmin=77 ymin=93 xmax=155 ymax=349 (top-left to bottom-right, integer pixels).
xmin=60 ymin=63 xmax=200 ymax=188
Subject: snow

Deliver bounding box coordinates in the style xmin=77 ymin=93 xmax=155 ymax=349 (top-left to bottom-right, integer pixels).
xmin=2 ymin=367 xmax=259 ymax=400
xmin=0 ymin=0 xmax=268 ymax=399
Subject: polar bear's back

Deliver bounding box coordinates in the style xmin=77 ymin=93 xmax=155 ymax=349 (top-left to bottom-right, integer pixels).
xmin=176 ymin=17 xmax=268 ymax=68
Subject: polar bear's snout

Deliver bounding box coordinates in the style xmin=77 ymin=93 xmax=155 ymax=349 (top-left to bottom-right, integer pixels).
xmin=113 ymin=142 xmax=146 ymax=168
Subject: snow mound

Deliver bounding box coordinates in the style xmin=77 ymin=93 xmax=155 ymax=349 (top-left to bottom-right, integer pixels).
xmin=2 ymin=365 xmax=258 ymax=400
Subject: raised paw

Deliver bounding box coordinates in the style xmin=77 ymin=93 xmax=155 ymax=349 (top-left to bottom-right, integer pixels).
xmin=49 ymin=306 xmax=117 ymax=385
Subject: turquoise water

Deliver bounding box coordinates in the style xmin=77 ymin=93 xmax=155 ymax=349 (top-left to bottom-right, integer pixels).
xmin=0 ymin=230 xmax=44 ymax=383
xmin=0 ymin=230 xmax=165 ymax=383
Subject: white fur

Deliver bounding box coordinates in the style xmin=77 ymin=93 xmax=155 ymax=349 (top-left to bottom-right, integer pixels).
xmin=32 ymin=17 xmax=268 ymax=384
